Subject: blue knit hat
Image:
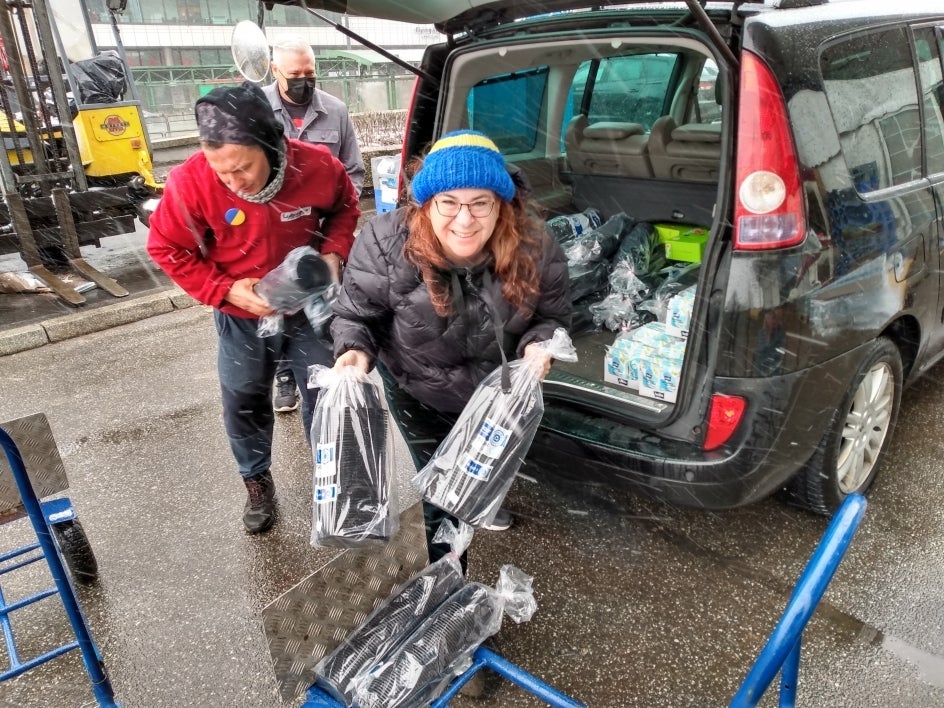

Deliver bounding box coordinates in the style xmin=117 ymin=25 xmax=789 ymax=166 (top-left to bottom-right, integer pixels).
xmin=411 ymin=130 xmax=516 ymax=205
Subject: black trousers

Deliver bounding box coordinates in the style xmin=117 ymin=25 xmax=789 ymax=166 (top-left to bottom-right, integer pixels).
xmin=215 ymin=310 xmax=331 ymax=478
xmin=376 ymin=365 xmax=466 ymax=570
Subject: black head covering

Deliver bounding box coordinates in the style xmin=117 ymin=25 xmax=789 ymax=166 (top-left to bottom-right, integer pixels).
xmin=195 ymin=81 xmax=284 ymax=158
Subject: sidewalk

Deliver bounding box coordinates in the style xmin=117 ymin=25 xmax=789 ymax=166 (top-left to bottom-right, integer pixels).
xmin=0 ymin=197 xmax=378 ymax=357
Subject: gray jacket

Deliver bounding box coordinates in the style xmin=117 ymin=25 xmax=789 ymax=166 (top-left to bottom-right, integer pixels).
xmin=262 ymin=82 xmax=365 ymax=195
xmin=331 ymin=208 xmax=572 ymax=412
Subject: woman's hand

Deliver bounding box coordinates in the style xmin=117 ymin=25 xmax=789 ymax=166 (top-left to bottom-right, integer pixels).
xmin=224 ymin=278 xmax=275 ymax=317
xmin=524 ymin=342 xmax=553 ymax=380
xmin=334 ymin=348 xmax=372 ymax=374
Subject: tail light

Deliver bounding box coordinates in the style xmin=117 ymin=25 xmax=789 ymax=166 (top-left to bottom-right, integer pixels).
xmin=703 ymin=393 xmax=747 ymax=451
xmin=734 ymin=51 xmax=806 ymax=250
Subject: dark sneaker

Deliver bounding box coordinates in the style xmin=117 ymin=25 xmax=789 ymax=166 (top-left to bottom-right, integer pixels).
xmin=243 ymin=471 xmax=275 ymax=534
xmin=481 ymin=509 xmax=513 ymax=532
xmin=273 ymin=373 xmax=299 ymax=413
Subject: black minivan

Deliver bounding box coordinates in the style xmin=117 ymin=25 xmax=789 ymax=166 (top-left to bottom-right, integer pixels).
xmin=276 ymin=0 xmax=944 ymax=515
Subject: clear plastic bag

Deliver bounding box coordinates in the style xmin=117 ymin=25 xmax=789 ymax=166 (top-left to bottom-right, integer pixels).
xmin=562 ymin=211 xmax=633 ymax=265
xmin=308 ymin=365 xmax=398 ymax=548
xmin=349 ymin=564 xmax=537 ymax=708
xmin=254 ymin=246 xmax=333 ymax=336
xmin=314 ymin=520 xmax=473 ymax=705
xmin=413 ymin=328 xmax=578 ymax=528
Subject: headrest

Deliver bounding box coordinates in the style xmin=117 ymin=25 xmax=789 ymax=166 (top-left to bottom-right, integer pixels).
xmin=583 ymin=122 xmax=645 ymax=140
xmin=671 ymin=123 xmax=722 ymax=143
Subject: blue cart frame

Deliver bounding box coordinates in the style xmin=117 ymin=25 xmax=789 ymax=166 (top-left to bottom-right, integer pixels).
xmin=1 ymin=411 xmax=867 ymax=707
xmin=0 ymin=425 xmax=118 ymax=707
xmin=301 ymin=493 xmax=868 ymax=708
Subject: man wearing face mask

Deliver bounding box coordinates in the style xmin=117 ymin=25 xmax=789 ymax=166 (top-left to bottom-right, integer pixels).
xmin=263 ymin=36 xmax=365 ymax=415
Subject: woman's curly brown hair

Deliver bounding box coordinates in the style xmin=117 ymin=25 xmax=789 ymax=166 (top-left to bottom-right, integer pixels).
xmin=402 ymin=156 xmax=547 ymax=318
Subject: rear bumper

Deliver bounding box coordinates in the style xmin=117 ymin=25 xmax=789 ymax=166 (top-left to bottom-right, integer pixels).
xmin=528 ymin=345 xmax=865 ymax=509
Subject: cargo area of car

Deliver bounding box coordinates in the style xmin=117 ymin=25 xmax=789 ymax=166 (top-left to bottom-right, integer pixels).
xmin=435 ymin=27 xmax=728 ymax=421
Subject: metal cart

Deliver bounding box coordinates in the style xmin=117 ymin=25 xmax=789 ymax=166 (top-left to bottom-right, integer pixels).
xmin=0 ymin=413 xmax=117 ymax=707
xmin=0 ymin=411 xmax=865 ymax=707
xmin=267 ymin=494 xmax=867 ymax=708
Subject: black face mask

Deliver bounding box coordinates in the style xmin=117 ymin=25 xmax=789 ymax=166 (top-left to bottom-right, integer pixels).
xmin=283 ymin=77 xmax=315 ymax=105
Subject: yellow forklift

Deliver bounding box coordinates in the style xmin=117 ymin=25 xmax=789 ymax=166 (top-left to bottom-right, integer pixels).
xmin=0 ymin=0 xmax=161 ymax=304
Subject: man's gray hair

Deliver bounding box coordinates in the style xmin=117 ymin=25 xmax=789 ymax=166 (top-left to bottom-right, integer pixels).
xmin=271 ymin=36 xmax=316 ymax=65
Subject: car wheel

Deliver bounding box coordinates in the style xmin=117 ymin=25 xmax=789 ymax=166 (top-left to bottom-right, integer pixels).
xmin=784 ymin=337 xmax=902 ymax=515
xmin=52 ymin=519 xmax=99 ymax=585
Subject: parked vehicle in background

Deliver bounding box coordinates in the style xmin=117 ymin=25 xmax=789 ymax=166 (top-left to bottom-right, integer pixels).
xmin=264 ymin=0 xmax=944 ymax=517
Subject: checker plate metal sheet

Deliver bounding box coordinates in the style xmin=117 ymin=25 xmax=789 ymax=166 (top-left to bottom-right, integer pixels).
xmin=262 ymin=502 xmax=428 ymax=702
xmin=0 ymin=413 xmax=69 ymax=523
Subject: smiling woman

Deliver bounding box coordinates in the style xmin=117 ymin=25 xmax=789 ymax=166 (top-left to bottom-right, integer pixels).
xmin=329 ymin=129 xmax=572 ymax=565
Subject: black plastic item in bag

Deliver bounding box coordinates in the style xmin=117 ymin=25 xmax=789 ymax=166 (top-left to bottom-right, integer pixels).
xmin=315 ymin=552 xmax=466 ymax=705
xmin=414 ymin=329 xmax=577 ymax=528
xmin=562 ymin=211 xmax=632 ymax=265
xmin=349 ymin=564 xmax=537 ymax=708
xmin=255 ymin=246 xmax=332 ymax=314
xmin=567 ymin=260 xmax=610 ymax=302
xmin=352 ymin=583 xmax=494 ymax=708
xmin=309 ymin=365 xmax=398 ymax=548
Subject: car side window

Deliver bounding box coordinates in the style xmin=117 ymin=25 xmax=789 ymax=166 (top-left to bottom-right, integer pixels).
xmin=467 ymin=67 xmax=549 ymax=154
xmin=821 ymin=26 xmax=923 ymax=192
xmin=912 ymin=26 xmax=944 ymax=177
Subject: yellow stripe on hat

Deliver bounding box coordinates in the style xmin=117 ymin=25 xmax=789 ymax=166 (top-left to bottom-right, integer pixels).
xmin=428 ymin=132 xmax=500 ymax=155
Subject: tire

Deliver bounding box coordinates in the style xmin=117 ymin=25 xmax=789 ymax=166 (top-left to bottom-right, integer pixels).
xmin=52 ymin=519 xmax=99 ymax=585
xmin=784 ymin=337 xmax=902 ymax=516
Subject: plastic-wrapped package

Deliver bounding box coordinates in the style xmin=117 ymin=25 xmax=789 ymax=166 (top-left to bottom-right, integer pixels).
xmin=590 ymin=293 xmax=642 ymax=332
xmin=254 ymin=246 xmax=333 ymax=336
xmin=562 ymin=212 xmax=633 ymax=266
xmin=350 ymin=564 xmax=538 ymax=708
xmin=413 ymin=329 xmax=578 ymax=528
xmin=304 ymin=283 xmax=339 ymax=343
xmin=613 ymin=221 xmax=666 ymax=279
xmin=608 ymin=254 xmax=651 ymax=304
xmin=308 ymin=365 xmax=398 ymax=548
xmin=567 ymin=260 xmax=610 ymax=302
xmin=314 ymin=521 xmax=473 ymax=705
xmin=545 ymin=208 xmax=602 ymax=245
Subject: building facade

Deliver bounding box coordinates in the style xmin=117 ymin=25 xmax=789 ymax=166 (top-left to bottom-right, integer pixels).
xmin=82 ymin=0 xmax=442 ymax=134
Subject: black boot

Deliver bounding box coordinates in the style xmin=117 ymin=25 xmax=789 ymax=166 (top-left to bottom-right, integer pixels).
xmin=243 ymin=471 xmax=275 ymax=534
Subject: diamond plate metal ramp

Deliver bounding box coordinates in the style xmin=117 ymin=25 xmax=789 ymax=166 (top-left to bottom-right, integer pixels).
xmin=262 ymin=502 xmax=427 ymax=702
xmin=0 ymin=413 xmax=68 ymax=524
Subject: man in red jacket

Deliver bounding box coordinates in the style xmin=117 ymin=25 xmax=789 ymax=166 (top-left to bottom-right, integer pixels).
xmin=147 ymin=81 xmax=360 ymax=534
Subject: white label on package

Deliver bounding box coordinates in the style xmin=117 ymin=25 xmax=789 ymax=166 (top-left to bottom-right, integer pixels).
xmin=314 ymin=484 xmax=338 ymax=503
xmin=314 ymin=443 xmax=337 ymax=478
xmin=475 ymin=419 xmax=511 ymax=459
xmin=461 ymin=454 xmax=493 ymax=482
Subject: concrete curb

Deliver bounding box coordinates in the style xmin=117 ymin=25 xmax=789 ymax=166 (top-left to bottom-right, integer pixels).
xmin=0 ymin=288 xmax=200 ymax=357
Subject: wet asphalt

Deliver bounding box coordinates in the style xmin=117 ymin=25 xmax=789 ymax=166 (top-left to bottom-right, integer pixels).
xmin=1 ymin=226 xmax=943 ymax=707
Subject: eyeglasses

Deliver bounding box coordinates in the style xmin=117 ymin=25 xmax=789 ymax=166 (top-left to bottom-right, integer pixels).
xmin=433 ymin=197 xmax=496 ymax=218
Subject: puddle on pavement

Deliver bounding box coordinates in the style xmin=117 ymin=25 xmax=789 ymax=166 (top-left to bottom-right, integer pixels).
xmin=882 ymin=633 xmax=944 ymax=688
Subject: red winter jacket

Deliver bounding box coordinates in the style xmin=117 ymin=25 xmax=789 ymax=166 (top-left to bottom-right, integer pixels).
xmin=147 ymin=138 xmax=360 ymax=318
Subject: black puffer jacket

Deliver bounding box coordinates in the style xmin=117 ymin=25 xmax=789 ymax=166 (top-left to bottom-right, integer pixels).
xmin=331 ymin=208 xmax=572 ymax=412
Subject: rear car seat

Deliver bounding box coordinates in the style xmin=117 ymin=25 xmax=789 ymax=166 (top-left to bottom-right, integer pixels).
xmin=648 ymin=115 xmax=721 ymax=182
xmin=564 ymin=114 xmax=652 ymax=178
